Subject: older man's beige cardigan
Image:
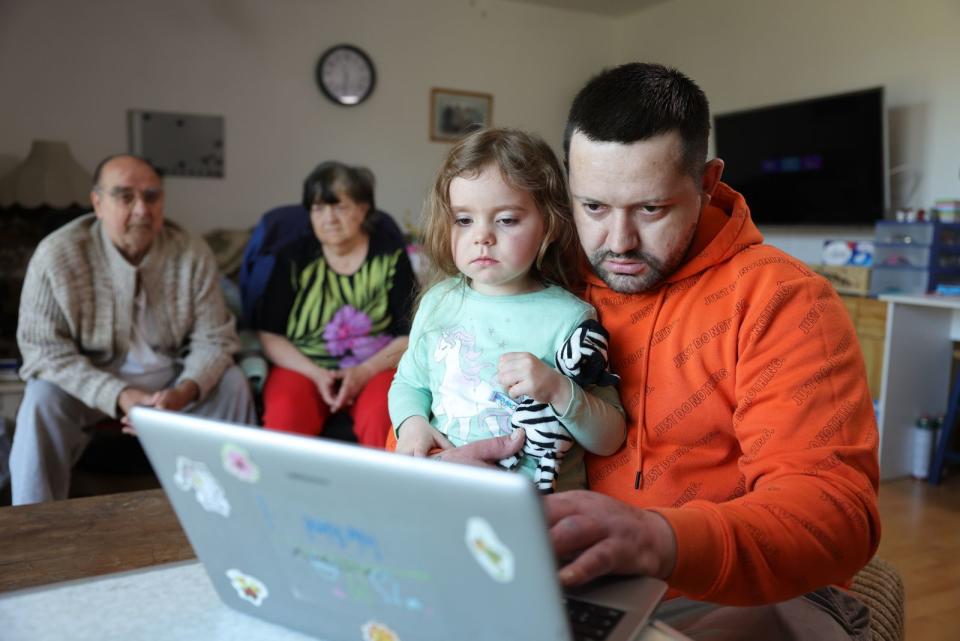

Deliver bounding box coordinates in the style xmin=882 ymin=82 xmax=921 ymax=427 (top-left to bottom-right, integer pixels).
xmin=17 ymin=214 xmax=239 ymax=418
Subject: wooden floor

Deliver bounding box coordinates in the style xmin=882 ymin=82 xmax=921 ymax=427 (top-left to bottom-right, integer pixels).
xmin=877 ymin=475 xmax=960 ymax=641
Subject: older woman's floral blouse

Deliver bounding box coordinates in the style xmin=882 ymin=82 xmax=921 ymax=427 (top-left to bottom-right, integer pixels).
xmin=258 ymin=232 xmax=416 ymax=369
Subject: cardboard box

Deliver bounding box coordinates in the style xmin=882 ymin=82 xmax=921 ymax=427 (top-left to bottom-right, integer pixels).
xmin=809 ymin=264 xmax=872 ymax=295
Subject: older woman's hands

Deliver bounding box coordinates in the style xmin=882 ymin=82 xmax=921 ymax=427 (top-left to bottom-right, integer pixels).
xmin=310 ymin=367 xmax=340 ymax=407
xmin=330 ymin=362 xmax=374 ymax=412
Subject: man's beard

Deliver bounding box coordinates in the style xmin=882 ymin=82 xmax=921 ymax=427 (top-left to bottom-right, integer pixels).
xmin=588 ymin=249 xmax=669 ymax=294
xmin=588 ymin=226 xmax=697 ymax=294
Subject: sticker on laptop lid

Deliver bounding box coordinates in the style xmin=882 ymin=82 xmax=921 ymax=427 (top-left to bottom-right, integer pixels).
xmin=465 ymin=517 xmax=514 ymax=583
xmin=226 ymin=568 xmax=269 ymax=607
xmin=173 ymin=456 xmax=231 ymax=517
xmin=362 ymin=620 xmax=399 ymax=641
xmin=221 ymin=443 xmax=260 ymax=482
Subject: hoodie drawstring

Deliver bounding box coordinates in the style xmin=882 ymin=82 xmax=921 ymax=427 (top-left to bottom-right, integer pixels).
xmin=634 ymin=285 xmax=668 ymax=490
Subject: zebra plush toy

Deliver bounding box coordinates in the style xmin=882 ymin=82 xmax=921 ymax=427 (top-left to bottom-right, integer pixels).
xmin=498 ymin=319 xmax=620 ymax=493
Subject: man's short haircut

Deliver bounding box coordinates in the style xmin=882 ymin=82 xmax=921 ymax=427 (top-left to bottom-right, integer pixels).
xmin=91 ymin=154 xmax=163 ymax=187
xmin=563 ymin=62 xmax=711 ymax=178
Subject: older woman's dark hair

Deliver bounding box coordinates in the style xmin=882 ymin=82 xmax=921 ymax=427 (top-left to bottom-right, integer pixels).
xmin=301 ymin=161 xmax=377 ymax=233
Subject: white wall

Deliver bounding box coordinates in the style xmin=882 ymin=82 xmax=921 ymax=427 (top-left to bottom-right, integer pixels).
xmin=617 ymin=0 xmax=960 ymax=262
xmin=4 ymin=0 xmax=958 ymax=262
xmin=0 ymin=0 xmax=617 ymax=233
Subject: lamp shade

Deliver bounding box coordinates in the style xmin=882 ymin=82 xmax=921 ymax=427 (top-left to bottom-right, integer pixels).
xmin=0 ymin=140 xmax=92 ymax=209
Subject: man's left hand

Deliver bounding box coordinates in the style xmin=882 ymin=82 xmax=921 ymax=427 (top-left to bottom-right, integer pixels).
xmin=545 ymin=490 xmax=677 ymax=587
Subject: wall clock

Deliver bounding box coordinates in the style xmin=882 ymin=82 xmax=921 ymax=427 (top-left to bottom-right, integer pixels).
xmin=315 ymin=44 xmax=376 ymax=106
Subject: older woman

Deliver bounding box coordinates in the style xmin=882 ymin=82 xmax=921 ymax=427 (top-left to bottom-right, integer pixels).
xmin=257 ymin=162 xmax=415 ymax=446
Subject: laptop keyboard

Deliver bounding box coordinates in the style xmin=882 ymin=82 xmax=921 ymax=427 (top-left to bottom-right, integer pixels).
xmin=564 ymin=596 xmax=626 ymax=641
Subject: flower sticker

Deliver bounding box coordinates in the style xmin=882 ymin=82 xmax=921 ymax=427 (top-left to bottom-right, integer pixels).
xmin=221 ymin=443 xmax=260 ymax=483
xmin=173 ymin=456 xmax=231 ymax=517
xmin=465 ymin=517 xmax=514 ymax=583
xmin=362 ymin=620 xmax=399 ymax=641
xmin=226 ymin=569 xmax=269 ymax=607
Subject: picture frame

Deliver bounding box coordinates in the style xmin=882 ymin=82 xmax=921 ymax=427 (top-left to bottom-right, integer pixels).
xmin=128 ymin=109 xmax=225 ymax=178
xmin=429 ymin=88 xmax=493 ymax=142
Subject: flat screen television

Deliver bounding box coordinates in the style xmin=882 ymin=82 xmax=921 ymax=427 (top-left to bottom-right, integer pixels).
xmin=713 ymin=87 xmax=886 ymax=226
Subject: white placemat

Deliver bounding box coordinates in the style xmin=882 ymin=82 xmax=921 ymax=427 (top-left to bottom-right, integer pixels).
xmin=0 ymin=561 xmax=326 ymax=640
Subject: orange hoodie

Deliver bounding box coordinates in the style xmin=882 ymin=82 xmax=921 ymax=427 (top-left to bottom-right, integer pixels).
xmin=584 ymin=183 xmax=880 ymax=606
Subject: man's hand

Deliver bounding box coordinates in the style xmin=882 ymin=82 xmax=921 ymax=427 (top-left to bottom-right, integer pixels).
xmin=150 ymin=379 xmax=200 ymax=412
xmin=119 ymin=380 xmax=199 ymax=434
xmin=396 ymin=416 xmax=453 ymax=457
xmin=431 ymin=429 xmax=525 ymax=467
xmin=331 ymin=362 xmax=374 ymax=412
xmin=498 ymin=352 xmax=570 ymax=410
xmin=118 ymin=387 xmax=153 ymax=417
xmin=545 ymin=490 xmax=677 ymax=587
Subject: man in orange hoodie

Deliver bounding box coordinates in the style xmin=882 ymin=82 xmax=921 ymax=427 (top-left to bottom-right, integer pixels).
xmin=415 ymin=63 xmax=879 ymax=639
xmin=541 ymin=63 xmax=879 ymax=638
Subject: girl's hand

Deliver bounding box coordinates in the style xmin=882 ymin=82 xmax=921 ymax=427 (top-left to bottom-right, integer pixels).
xmin=396 ymin=416 xmax=453 ymax=457
xmin=331 ymin=362 xmax=374 ymax=412
xmin=497 ymin=352 xmax=571 ymax=410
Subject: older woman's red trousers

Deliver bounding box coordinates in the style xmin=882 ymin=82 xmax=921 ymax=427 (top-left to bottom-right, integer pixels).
xmin=261 ymin=366 xmax=395 ymax=447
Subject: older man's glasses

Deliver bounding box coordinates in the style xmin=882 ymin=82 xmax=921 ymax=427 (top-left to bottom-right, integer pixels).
xmin=96 ymin=186 xmax=164 ymax=206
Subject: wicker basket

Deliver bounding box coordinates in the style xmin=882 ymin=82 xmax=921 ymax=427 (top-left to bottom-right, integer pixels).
xmin=851 ymin=557 xmax=905 ymax=641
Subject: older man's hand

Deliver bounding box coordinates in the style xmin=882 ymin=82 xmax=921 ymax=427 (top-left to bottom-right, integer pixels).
xmin=545 ymin=490 xmax=677 ymax=587
xmin=118 ymin=387 xmax=153 ymax=416
xmin=119 ymin=380 xmax=199 ymax=434
xmin=149 ymin=379 xmax=200 ymax=412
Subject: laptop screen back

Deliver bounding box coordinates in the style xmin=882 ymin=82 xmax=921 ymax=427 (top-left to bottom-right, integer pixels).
xmin=133 ymin=407 xmax=574 ymax=641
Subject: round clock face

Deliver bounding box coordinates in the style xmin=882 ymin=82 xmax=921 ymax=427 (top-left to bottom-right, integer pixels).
xmin=315 ymin=45 xmax=376 ymax=106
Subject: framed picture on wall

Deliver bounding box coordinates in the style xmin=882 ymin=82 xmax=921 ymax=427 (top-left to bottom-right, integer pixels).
xmin=430 ymin=88 xmax=493 ymax=142
xmin=128 ymin=109 xmax=225 ymax=178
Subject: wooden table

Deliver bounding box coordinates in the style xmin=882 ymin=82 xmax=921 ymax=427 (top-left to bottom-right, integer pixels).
xmin=0 ymin=491 xmax=684 ymax=641
xmin=0 ymin=489 xmax=194 ymax=593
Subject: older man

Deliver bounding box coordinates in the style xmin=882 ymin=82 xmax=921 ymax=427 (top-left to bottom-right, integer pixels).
xmin=10 ymin=154 xmax=255 ymax=505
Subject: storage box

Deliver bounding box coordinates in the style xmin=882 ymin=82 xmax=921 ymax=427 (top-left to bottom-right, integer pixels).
xmin=935 ymin=200 xmax=959 ymax=223
xmin=809 ymin=264 xmax=872 ymax=295
xmin=870 ymin=267 xmax=929 ymax=296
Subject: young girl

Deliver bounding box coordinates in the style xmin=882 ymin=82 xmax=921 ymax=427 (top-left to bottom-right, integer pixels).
xmin=387 ymin=128 xmax=625 ymax=492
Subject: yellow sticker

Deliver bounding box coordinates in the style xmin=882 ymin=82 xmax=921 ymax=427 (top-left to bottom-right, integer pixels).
xmin=226 ymin=568 xmax=269 ymax=607
xmin=361 ymin=620 xmax=399 ymax=641
xmin=465 ymin=517 xmax=515 ymax=583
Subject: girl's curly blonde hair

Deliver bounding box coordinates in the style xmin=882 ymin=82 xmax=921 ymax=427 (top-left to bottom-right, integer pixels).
xmin=419 ymin=127 xmax=582 ymax=294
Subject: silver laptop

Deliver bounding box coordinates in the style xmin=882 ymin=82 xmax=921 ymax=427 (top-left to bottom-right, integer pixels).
xmin=133 ymin=407 xmax=666 ymax=641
